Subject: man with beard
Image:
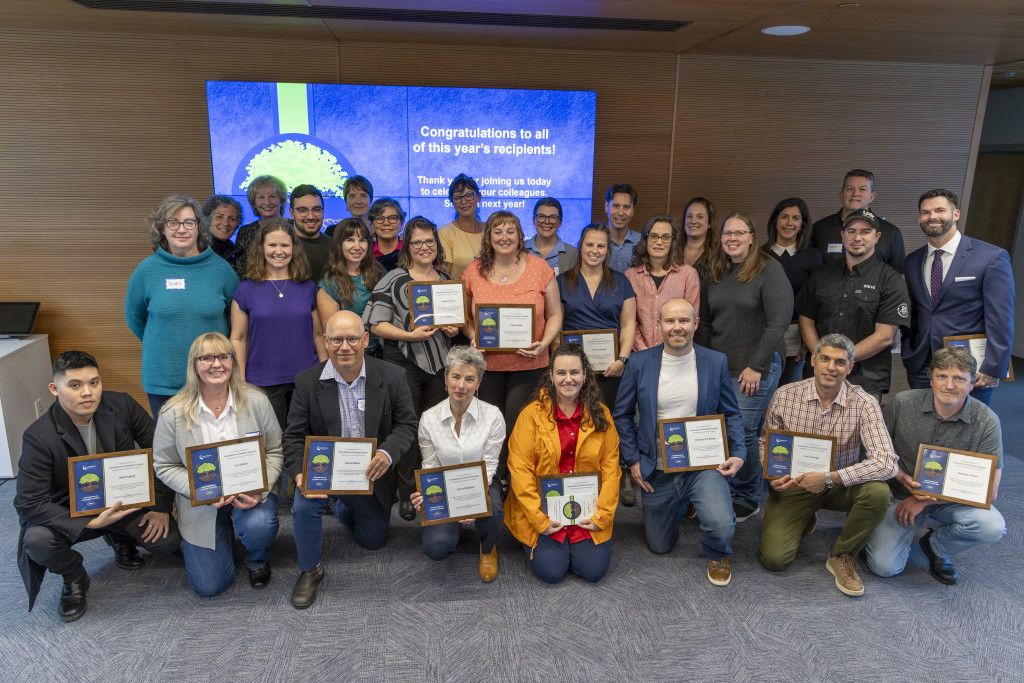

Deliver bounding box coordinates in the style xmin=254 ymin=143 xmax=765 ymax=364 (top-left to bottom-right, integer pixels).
xmin=796 ymin=208 xmax=910 ymax=401
xmin=902 ymin=189 xmax=1014 ymax=405
xmin=290 ymin=184 xmax=333 ymax=281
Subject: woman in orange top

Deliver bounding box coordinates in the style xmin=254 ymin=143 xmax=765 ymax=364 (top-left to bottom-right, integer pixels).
xmin=505 ymin=344 xmax=620 ymax=583
xmin=463 ymin=210 xmax=563 ymax=486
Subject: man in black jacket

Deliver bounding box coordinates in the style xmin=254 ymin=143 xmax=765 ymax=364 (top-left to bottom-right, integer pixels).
xmin=15 ymin=351 xmax=180 ymax=621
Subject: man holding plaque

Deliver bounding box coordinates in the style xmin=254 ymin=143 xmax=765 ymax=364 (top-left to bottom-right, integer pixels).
xmin=865 ymin=346 xmax=1005 ymax=585
xmin=15 ymin=351 xmax=180 ymax=621
xmin=285 ymin=310 xmax=418 ymax=609
xmin=613 ymin=298 xmax=746 ymax=586
xmin=758 ymin=333 xmax=899 ymax=597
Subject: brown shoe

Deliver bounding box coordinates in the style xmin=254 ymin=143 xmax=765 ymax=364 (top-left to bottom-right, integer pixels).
xmin=826 ymin=553 xmax=864 ymax=596
xmin=479 ymin=545 xmax=498 ymax=583
xmin=707 ymin=557 xmax=731 ymax=586
xmin=803 ymin=513 xmax=817 ymax=536
xmin=684 ymin=503 xmax=697 ymax=520
xmin=291 ymin=561 xmax=325 ymax=609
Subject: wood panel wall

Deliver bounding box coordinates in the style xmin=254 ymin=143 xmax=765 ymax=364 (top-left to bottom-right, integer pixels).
xmin=0 ymin=29 xmax=985 ymax=407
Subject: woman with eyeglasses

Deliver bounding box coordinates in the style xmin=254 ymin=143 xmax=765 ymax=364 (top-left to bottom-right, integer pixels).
xmin=364 ymin=217 xmax=461 ymax=520
xmin=126 ymin=195 xmax=240 ymax=416
xmin=625 ymin=213 xmax=701 ymax=352
xmin=233 ymin=175 xmax=287 ymax=276
xmin=229 ymin=218 xmax=327 ymax=431
xmin=153 ymin=332 xmax=283 ymax=597
xmin=438 ymin=174 xmax=487 ymax=279
xmin=695 ymin=212 xmax=792 ymax=523
xmin=317 ymin=218 xmax=385 ymax=355
xmin=681 ymin=197 xmax=719 ymax=290
xmin=367 ymin=198 xmax=404 ymax=271
xmin=203 ymin=194 xmax=243 ymax=267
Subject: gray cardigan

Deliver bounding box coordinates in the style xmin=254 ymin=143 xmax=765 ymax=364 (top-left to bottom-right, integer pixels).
xmin=153 ymin=389 xmax=283 ymax=550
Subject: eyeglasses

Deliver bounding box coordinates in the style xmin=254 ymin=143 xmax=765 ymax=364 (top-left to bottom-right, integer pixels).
xmin=534 ymin=214 xmax=561 ymax=224
xmin=373 ymin=215 xmax=401 ymax=225
xmin=721 ymin=231 xmax=752 ymax=239
xmin=452 ymin=192 xmax=477 ymax=204
xmin=409 ymin=239 xmax=437 ymax=250
xmin=647 ymin=234 xmax=673 ymax=243
xmin=197 ymin=354 xmax=233 ymax=365
xmin=326 ymin=336 xmax=364 ymax=348
xmin=293 ymin=206 xmax=324 ymax=216
xmin=165 ymin=219 xmax=198 ymax=231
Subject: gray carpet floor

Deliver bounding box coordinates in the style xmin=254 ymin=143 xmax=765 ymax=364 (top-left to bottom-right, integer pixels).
xmin=2 ymin=367 xmax=1023 ymax=682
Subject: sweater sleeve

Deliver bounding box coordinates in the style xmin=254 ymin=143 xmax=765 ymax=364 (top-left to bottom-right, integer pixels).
xmin=125 ymin=261 xmax=149 ymax=342
xmin=749 ymin=261 xmax=794 ymax=374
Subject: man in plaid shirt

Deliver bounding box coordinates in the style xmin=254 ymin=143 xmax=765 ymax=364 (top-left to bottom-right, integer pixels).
xmin=758 ymin=333 xmax=899 ymax=596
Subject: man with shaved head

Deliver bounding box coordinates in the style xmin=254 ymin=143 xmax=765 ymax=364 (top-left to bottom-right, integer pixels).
xmin=613 ymin=298 xmax=746 ymax=586
xmin=283 ymin=310 xmax=418 ymax=609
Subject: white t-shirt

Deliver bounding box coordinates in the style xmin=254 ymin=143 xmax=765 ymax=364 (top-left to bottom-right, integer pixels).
xmin=656 ymin=350 xmax=698 ymax=469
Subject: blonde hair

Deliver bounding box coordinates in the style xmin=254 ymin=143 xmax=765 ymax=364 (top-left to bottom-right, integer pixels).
xmin=161 ymin=332 xmax=259 ymax=430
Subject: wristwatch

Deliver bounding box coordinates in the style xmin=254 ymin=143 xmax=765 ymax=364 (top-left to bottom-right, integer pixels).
xmin=824 ymin=472 xmax=834 ymax=489
xmin=618 ymin=356 xmax=629 ymax=365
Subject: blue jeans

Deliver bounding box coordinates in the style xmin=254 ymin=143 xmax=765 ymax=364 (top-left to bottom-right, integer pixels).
xmin=181 ymin=493 xmax=279 ymax=598
xmin=865 ymin=499 xmax=1006 ymax=577
xmin=146 ymin=393 xmax=175 ymax=419
xmin=731 ymin=353 xmax=782 ymax=511
xmin=423 ymin=483 xmax=503 ymax=559
xmin=779 ymin=356 xmax=805 ymax=387
xmin=524 ymin=535 xmax=612 ymax=584
xmin=642 ymin=468 xmax=735 ymax=559
xmin=292 ymin=492 xmax=391 ymax=571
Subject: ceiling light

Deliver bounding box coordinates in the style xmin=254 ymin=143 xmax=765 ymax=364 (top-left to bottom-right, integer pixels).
xmin=761 ymin=25 xmax=811 ymax=36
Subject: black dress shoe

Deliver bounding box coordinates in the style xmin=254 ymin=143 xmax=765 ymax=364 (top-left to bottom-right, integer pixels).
xmin=619 ymin=469 xmax=636 ymax=507
xmin=399 ymin=500 xmax=416 ymax=521
xmin=113 ymin=542 xmax=145 ymax=570
xmin=59 ymin=575 xmax=91 ymax=622
xmin=248 ymin=562 xmax=272 ymax=589
xmin=292 ymin=562 xmax=325 ymax=609
xmin=920 ymin=529 xmax=958 ymax=585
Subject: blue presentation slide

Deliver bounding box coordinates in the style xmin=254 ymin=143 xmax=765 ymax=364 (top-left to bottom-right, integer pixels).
xmin=206 ymin=81 xmax=596 ymax=244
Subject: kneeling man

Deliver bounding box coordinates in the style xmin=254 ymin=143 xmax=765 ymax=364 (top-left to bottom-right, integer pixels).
xmin=758 ymin=334 xmax=898 ymax=596
xmin=865 ymin=346 xmax=1005 ymax=584
xmin=15 ymin=351 xmax=180 ymax=621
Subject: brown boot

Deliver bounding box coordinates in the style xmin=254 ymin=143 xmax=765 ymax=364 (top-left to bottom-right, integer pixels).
xmin=479 ymin=545 xmax=498 ymax=582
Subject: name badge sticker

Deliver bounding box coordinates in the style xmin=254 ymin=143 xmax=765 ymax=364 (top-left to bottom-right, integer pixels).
xmin=357 ymin=399 xmax=366 ymax=412
xmin=245 ymin=431 xmax=261 ymax=437
xmin=165 ymin=278 xmax=186 ymax=290
xmin=826 ymin=243 xmax=843 ymax=254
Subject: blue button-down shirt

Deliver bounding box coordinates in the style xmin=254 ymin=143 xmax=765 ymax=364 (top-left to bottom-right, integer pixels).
xmin=607 ymin=230 xmax=641 ymax=273
xmin=319 ymin=359 xmax=392 ymax=464
xmin=525 ymin=236 xmax=570 ymax=274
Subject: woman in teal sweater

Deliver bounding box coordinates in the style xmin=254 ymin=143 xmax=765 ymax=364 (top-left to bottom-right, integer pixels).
xmin=126 ymin=195 xmax=239 ymax=416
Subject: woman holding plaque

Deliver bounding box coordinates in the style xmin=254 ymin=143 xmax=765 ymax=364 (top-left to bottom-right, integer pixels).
xmin=411 ymin=346 xmax=505 ymax=581
xmin=317 ymin=218 xmax=385 ymax=354
xmin=505 ymin=344 xmax=620 ymax=583
xmin=230 ymin=218 xmax=327 ymax=431
xmin=153 ymin=332 xmax=283 ymax=598
xmin=556 ymin=223 xmax=637 ymax=406
xmin=680 ymin=196 xmax=719 ymax=289
xmin=438 ymin=174 xmax=486 ymax=279
xmin=695 ymin=211 xmax=792 ymax=523
xmin=364 ymin=217 xmax=460 ymax=520
xmin=463 ymin=210 xmax=563 ymax=488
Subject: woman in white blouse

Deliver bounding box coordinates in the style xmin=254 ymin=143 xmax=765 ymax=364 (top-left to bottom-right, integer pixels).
xmin=411 ymin=346 xmax=505 ymax=582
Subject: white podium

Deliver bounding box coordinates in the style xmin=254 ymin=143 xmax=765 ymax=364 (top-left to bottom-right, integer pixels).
xmin=0 ymin=335 xmax=54 ymax=478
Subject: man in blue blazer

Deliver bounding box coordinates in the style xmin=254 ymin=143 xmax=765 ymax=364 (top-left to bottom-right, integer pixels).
xmin=902 ymin=189 xmax=1015 ymax=405
xmin=613 ymin=298 xmax=746 ymax=586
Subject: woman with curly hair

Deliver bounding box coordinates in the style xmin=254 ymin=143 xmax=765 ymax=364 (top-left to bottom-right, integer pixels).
xmin=504 ymin=344 xmax=621 ymax=584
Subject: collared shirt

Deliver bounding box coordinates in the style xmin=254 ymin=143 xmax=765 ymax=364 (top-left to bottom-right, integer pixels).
xmin=525 ymin=236 xmax=574 ymax=275
xmin=882 ymin=388 xmax=1002 ymax=499
xmin=550 ymin=403 xmax=590 ymax=544
xmin=319 ymin=359 xmax=392 ymax=464
xmin=198 ymin=391 xmax=238 ymax=445
xmin=607 ymin=229 xmax=641 ymax=273
xmin=770 ymin=243 xmax=797 ymax=257
xmin=795 ymin=253 xmax=909 ymax=394
xmin=810 ymin=209 xmax=907 ymax=274
xmin=923 ymin=229 xmax=962 ymax=287
xmin=624 ymin=262 xmax=701 ymax=351
xmin=758 ymin=378 xmax=899 ymax=487
xmin=418 ymin=396 xmax=504 ymax=482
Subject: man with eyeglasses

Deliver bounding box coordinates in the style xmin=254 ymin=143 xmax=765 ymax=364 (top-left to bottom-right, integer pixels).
xmin=795 ymin=208 xmax=910 ymax=402
xmin=524 ymin=198 xmax=577 ymax=275
xmin=283 ymin=310 xmax=418 ymax=609
xmin=605 ymin=183 xmax=641 ymax=273
xmin=290 ymin=184 xmax=332 ymax=281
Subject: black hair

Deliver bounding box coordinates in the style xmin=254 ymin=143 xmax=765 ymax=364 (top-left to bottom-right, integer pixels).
xmin=53 ymin=350 xmax=98 ymax=379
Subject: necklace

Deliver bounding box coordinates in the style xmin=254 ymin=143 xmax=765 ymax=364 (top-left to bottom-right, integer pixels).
xmin=269 ymin=279 xmax=287 ymax=298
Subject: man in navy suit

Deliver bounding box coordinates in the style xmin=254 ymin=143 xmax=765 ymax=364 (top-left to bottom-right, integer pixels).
xmin=613 ymin=298 xmax=746 ymax=586
xmin=902 ymin=189 xmax=1015 ymax=405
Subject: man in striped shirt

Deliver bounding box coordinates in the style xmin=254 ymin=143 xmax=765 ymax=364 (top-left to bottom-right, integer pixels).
xmin=758 ymin=333 xmax=899 ymax=596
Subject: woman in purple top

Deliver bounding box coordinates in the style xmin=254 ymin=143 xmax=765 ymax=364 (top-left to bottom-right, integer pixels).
xmin=230 ymin=218 xmax=327 ymax=430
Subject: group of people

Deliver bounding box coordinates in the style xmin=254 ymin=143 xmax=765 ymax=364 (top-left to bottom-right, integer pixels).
xmin=14 ymin=168 xmax=1013 ymax=622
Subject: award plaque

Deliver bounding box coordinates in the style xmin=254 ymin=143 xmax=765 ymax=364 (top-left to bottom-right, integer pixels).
xmin=415 ymin=461 xmax=491 ymax=526
xmin=913 ymin=443 xmax=998 ymax=509
xmin=538 ymin=471 xmax=601 ymax=527
xmin=657 ymin=415 xmax=729 ymax=472
xmin=559 ymin=329 xmax=618 ymax=372
xmin=763 ymin=429 xmax=837 ymax=480
xmin=407 ymin=280 xmax=469 ymax=329
xmin=301 ymin=436 xmax=377 ymax=495
xmin=942 ymin=334 xmax=1014 ymax=381
xmin=474 ymin=303 xmax=536 ymax=351
xmin=68 ymin=449 xmax=156 ymax=518
xmin=186 ymin=436 xmax=268 ymax=506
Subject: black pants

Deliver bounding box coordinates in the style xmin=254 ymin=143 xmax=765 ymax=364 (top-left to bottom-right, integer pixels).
xmin=477 ymin=367 xmax=546 ymax=483
xmin=595 ymin=374 xmax=621 ymax=409
xmin=259 ymin=382 xmax=295 ymax=433
xmin=22 ymin=510 xmax=181 ymax=583
xmin=383 ymin=344 xmax=447 ymax=499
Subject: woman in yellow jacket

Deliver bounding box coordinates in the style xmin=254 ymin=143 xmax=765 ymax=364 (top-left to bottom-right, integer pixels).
xmin=505 ymin=344 xmax=621 ymax=583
